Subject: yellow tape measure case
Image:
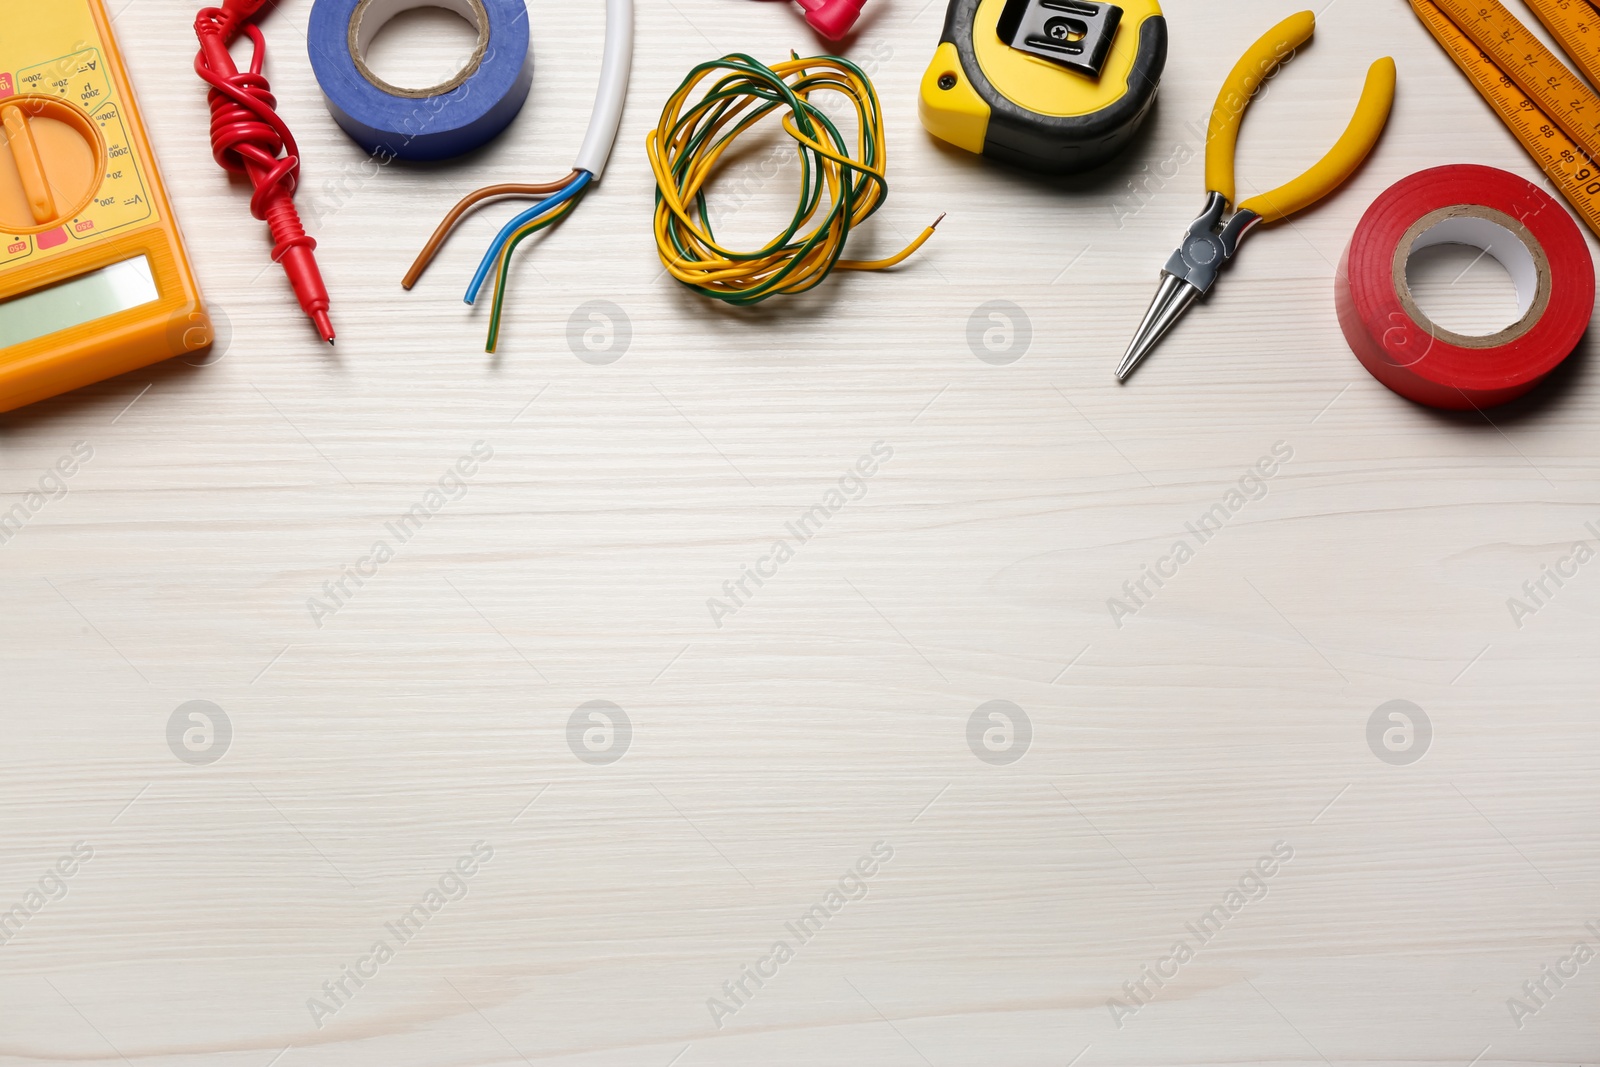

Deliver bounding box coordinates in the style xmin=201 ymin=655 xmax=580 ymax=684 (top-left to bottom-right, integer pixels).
xmin=0 ymin=0 xmax=209 ymax=412
xmin=920 ymin=0 xmax=1166 ymax=172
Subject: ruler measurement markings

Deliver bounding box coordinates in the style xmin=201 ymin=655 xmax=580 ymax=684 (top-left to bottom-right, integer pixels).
xmin=1433 ymin=0 xmax=1600 ymax=152
xmin=1525 ymin=0 xmax=1600 ymax=88
xmin=1414 ymin=0 xmax=1600 ymax=237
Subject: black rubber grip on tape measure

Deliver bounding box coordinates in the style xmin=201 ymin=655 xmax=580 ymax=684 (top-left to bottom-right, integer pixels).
xmin=941 ymin=0 xmax=1167 ymax=173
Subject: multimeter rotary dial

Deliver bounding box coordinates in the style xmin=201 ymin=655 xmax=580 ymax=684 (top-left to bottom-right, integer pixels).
xmin=0 ymin=94 xmax=107 ymax=235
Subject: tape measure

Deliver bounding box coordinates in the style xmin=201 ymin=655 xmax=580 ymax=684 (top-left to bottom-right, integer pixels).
xmin=919 ymin=0 xmax=1166 ymax=173
xmin=0 ymin=0 xmax=207 ymax=412
xmin=1411 ymin=0 xmax=1600 ymax=239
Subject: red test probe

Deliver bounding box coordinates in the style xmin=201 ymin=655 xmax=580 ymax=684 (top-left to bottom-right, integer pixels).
xmin=194 ymin=0 xmax=335 ymax=344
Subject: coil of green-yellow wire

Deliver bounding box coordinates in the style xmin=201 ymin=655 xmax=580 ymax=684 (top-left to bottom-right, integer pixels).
xmin=647 ymin=52 xmax=940 ymax=305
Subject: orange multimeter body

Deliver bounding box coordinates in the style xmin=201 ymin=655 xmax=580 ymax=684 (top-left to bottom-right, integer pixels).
xmin=0 ymin=0 xmax=209 ymax=413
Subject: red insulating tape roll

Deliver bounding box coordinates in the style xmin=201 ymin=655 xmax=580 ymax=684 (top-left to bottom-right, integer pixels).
xmin=1336 ymin=164 xmax=1594 ymax=410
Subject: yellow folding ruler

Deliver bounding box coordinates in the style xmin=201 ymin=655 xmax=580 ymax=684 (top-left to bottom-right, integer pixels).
xmin=1411 ymin=0 xmax=1600 ymax=237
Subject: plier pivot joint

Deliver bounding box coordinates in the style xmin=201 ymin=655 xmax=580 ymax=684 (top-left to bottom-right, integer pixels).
xmin=1165 ymin=192 xmax=1261 ymax=296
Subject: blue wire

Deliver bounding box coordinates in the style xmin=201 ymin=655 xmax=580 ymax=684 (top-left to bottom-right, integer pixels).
xmin=464 ymin=171 xmax=594 ymax=305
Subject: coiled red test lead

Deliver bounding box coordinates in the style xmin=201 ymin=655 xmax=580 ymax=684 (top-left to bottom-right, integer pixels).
xmin=195 ymin=1 xmax=335 ymax=344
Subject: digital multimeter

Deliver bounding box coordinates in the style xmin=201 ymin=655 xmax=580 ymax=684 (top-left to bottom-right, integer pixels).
xmin=0 ymin=0 xmax=208 ymax=413
xmin=919 ymin=0 xmax=1166 ymax=173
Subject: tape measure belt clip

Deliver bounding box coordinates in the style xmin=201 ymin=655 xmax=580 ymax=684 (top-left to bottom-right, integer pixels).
xmin=309 ymin=0 xmax=534 ymax=161
xmin=995 ymin=0 xmax=1123 ymax=77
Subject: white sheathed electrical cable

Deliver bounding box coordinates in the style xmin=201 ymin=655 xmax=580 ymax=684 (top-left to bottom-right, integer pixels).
xmin=574 ymin=0 xmax=634 ymax=178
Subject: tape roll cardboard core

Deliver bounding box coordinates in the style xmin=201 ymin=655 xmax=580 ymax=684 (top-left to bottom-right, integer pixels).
xmin=1393 ymin=207 xmax=1549 ymax=350
xmin=349 ymin=0 xmax=490 ymax=99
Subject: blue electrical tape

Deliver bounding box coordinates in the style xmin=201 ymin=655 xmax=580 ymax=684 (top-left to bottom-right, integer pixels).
xmin=308 ymin=0 xmax=534 ymax=162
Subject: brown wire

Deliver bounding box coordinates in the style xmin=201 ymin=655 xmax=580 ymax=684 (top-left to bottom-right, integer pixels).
xmin=401 ymin=171 xmax=582 ymax=289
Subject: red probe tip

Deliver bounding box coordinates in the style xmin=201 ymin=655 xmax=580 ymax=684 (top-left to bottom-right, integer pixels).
xmin=312 ymin=310 xmax=335 ymax=345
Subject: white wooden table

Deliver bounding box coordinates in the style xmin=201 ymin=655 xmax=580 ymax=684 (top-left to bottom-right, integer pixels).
xmin=3 ymin=0 xmax=1598 ymax=1064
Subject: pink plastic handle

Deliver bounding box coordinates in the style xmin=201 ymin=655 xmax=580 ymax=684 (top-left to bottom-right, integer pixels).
xmin=793 ymin=0 xmax=866 ymax=40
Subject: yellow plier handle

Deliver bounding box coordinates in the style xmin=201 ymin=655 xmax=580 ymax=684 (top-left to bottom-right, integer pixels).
xmin=1205 ymin=11 xmax=1397 ymax=224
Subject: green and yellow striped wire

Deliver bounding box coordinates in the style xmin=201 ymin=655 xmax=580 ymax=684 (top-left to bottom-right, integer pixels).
xmin=484 ymin=196 xmax=581 ymax=352
xmin=647 ymin=52 xmax=940 ymax=305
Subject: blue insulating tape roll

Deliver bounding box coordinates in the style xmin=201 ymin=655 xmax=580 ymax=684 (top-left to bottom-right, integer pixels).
xmin=308 ymin=0 xmax=533 ymax=162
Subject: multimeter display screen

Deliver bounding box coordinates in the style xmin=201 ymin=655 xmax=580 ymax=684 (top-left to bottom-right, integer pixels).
xmin=0 ymin=256 xmax=159 ymax=349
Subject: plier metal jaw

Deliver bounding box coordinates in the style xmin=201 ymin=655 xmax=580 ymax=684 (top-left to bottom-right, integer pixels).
xmin=1117 ymin=192 xmax=1262 ymax=381
xmin=1114 ymin=10 xmax=1398 ymax=383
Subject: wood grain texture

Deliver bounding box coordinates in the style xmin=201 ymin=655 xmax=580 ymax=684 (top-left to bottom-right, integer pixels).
xmin=2 ymin=0 xmax=1598 ymax=1064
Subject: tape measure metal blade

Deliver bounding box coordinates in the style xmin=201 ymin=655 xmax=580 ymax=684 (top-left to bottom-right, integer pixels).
xmin=1412 ymin=0 xmax=1600 ymax=239
xmin=919 ymin=0 xmax=1166 ymax=173
xmin=1428 ymin=0 xmax=1600 ymax=158
xmin=1524 ymin=0 xmax=1600 ymax=90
